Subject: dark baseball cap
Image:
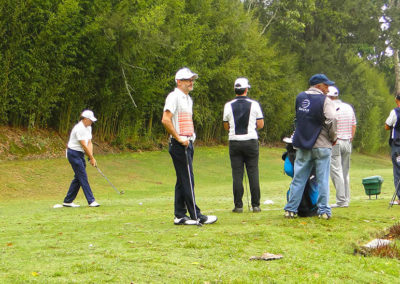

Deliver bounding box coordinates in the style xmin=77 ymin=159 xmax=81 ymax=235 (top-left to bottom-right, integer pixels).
xmin=309 ymin=74 xmax=335 ymax=86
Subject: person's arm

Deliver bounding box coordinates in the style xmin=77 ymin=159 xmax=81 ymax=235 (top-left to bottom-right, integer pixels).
xmin=80 ymin=140 xmax=96 ymax=166
xmin=385 ymin=124 xmax=391 ymax=131
xmin=223 ymin=122 xmax=229 ymax=131
xmin=161 ymin=110 xmax=189 ymax=147
xmin=324 ymin=98 xmax=337 ymax=144
xmin=351 ymin=125 xmax=356 ymax=142
xmin=256 ymin=119 xmax=264 ymax=130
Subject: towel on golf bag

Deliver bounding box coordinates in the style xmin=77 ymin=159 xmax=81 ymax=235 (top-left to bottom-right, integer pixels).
xmin=282 ymin=143 xmax=319 ymax=217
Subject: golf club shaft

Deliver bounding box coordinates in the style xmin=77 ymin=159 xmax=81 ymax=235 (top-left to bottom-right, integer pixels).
xmin=185 ymin=147 xmax=199 ymax=224
xmin=389 ymin=177 xmax=400 ymax=208
xmin=244 ymin=166 xmax=250 ymax=212
xmin=96 ymin=166 xmax=122 ymax=194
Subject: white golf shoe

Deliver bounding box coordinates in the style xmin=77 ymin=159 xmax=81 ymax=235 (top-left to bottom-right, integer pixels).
xmin=199 ymin=215 xmax=218 ymax=225
xmin=89 ymin=201 xmax=100 ymax=207
xmin=62 ymin=202 xmax=80 ymax=208
xmin=174 ymin=216 xmax=198 ymax=225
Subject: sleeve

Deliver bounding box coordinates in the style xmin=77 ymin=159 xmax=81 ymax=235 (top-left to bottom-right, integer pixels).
xmin=386 ymin=110 xmax=397 ymax=127
xmin=255 ymin=102 xmax=264 ymax=119
xmin=223 ymin=103 xmax=230 ymax=122
xmin=324 ymin=97 xmax=337 ymax=142
xmin=163 ymin=93 xmax=177 ymax=114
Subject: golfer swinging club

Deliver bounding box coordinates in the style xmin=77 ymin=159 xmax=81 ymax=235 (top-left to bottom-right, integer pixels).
xmin=162 ymin=67 xmax=217 ymax=225
xmin=63 ymin=110 xmax=100 ymax=208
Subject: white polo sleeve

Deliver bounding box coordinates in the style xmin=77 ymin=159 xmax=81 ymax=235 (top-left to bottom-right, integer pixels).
xmin=163 ymin=92 xmax=177 ymax=114
xmin=386 ymin=110 xmax=397 ymax=127
xmin=223 ymin=103 xmax=231 ymax=122
xmin=255 ymin=102 xmax=263 ymax=119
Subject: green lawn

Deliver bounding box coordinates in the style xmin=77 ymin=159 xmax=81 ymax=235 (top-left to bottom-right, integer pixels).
xmin=1 ymin=146 xmax=399 ymax=283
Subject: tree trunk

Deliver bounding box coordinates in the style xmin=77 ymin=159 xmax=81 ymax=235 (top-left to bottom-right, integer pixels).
xmin=395 ymin=49 xmax=400 ymax=96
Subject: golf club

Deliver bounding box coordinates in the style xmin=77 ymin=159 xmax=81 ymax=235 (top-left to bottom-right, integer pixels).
xmin=95 ymin=166 xmax=125 ymax=195
xmin=388 ymin=178 xmax=400 ymax=209
xmin=244 ymin=166 xmax=251 ymax=212
xmin=185 ymin=147 xmax=202 ymax=227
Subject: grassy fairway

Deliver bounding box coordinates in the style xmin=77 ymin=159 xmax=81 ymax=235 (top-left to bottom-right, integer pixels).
xmin=1 ymin=146 xmax=400 ymax=283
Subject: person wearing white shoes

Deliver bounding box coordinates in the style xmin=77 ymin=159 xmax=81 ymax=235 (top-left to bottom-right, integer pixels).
xmin=162 ymin=67 xmax=217 ymax=225
xmin=63 ymin=110 xmax=100 ymax=208
xmin=327 ymin=86 xmax=356 ymax=208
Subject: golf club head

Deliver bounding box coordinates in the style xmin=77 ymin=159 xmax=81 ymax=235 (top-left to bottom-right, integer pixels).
xmin=120 ymin=190 xmax=125 ymax=195
xmin=196 ymin=222 xmax=203 ymax=227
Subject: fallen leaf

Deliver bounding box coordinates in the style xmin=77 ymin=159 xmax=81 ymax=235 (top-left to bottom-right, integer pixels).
xmin=191 ymin=262 xmax=200 ymax=265
xmin=7 ymin=243 xmax=12 ymax=246
xmin=31 ymin=272 xmax=39 ymax=276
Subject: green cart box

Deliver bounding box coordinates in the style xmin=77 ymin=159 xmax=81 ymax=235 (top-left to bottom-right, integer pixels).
xmin=362 ymin=176 xmax=383 ymax=199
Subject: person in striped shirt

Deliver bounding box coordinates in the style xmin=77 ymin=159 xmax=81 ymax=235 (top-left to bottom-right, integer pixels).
xmin=327 ymin=86 xmax=357 ymax=208
xmin=162 ymin=67 xmax=218 ymax=225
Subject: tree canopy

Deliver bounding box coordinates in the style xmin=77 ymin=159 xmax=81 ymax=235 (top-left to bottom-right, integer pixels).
xmin=0 ymin=0 xmax=398 ymax=152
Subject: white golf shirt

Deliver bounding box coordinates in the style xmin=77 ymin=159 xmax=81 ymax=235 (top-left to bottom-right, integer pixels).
xmin=163 ymin=88 xmax=195 ymax=138
xmin=67 ymin=121 xmax=92 ymax=152
xmin=223 ymin=96 xmax=263 ymax=141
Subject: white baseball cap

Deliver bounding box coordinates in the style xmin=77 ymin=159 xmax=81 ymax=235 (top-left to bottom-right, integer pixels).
xmin=175 ymin=67 xmax=198 ymax=82
xmin=81 ymin=110 xmax=97 ymax=122
xmin=327 ymin=86 xmax=339 ymax=97
xmin=234 ymin=77 xmax=251 ymax=89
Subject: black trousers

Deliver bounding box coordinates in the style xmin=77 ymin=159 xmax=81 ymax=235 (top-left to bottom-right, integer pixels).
xmin=169 ymin=139 xmax=201 ymax=219
xmin=229 ymin=139 xmax=261 ymax=208
xmin=391 ymin=143 xmax=400 ymax=198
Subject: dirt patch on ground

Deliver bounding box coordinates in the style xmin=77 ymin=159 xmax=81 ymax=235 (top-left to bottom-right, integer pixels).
xmin=0 ymin=126 xmax=123 ymax=161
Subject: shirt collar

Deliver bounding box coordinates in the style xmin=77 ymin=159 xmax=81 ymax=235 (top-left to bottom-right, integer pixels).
xmin=235 ymin=95 xmax=248 ymax=100
xmin=175 ymin=87 xmax=189 ymax=98
xmin=305 ymin=87 xmax=324 ymax=95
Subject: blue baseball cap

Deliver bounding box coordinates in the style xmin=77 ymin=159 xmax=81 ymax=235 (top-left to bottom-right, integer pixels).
xmin=309 ymin=74 xmax=335 ymax=86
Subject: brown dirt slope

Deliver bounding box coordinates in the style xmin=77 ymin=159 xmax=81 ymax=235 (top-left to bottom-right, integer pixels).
xmin=0 ymin=126 xmax=120 ymax=161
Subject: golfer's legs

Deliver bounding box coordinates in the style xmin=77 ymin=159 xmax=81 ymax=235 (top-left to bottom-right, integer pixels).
xmin=244 ymin=140 xmax=260 ymax=207
xmin=169 ymin=140 xmax=201 ymax=219
xmin=314 ymin=148 xmax=332 ymax=216
xmin=341 ymin=141 xmax=352 ymax=205
xmin=330 ymin=143 xmax=346 ymax=206
xmin=65 ymin=149 xmax=95 ymax=204
xmin=284 ymin=149 xmax=313 ymax=213
xmin=391 ymin=145 xmax=400 ymax=198
xmin=229 ymin=141 xmax=245 ymax=208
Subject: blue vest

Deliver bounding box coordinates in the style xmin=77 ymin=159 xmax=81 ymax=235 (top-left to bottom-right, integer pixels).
xmin=390 ymin=107 xmax=400 ymax=146
xmin=292 ymin=92 xmax=326 ymax=150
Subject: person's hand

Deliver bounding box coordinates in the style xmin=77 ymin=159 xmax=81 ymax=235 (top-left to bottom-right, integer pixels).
xmin=89 ymin=157 xmax=97 ymax=167
xmin=332 ymin=139 xmax=337 ymax=146
xmin=178 ymin=137 xmax=189 ymax=147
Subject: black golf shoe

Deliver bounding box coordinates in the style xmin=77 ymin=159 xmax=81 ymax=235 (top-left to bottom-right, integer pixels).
xmin=232 ymin=207 xmax=243 ymax=213
xmin=252 ymin=206 xmax=261 ymax=213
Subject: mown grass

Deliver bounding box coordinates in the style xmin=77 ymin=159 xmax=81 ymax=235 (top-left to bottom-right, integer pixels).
xmin=1 ymin=146 xmax=400 ymax=283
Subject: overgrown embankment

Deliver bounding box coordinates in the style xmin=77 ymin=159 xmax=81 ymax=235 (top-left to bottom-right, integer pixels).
xmin=0 ymin=126 xmax=123 ymax=160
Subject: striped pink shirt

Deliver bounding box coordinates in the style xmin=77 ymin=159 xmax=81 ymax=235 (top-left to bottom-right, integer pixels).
xmin=335 ymin=100 xmax=356 ymax=139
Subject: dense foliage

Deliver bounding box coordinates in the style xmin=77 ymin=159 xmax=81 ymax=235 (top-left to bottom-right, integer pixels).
xmin=0 ymin=0 xmax=398 ymax=152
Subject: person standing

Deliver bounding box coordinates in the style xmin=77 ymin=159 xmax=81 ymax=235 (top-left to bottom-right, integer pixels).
xmin=162 ymin=67 xmax=217 ymax=225
xmin=385 ymin=94 xmax=400 ymax=205
xmin=327 ymin=86 xmax=357 ymax=208
xmin=284 ymin=74 xmax=337 ymax=219
xmin=223 ymin=78 xmax=264 ymax=213
xmin=63 ymin=110 xmax=100 ymax=207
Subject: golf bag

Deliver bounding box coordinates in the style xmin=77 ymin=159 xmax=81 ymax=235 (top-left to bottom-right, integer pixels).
xmin=282 ymin=143 xmax=319 ymax=217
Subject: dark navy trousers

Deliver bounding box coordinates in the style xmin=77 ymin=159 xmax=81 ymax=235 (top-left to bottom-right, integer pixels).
xmin=64 ymin=148 xmax=95 ymax=204
xmin=169 ymin=139 xmax=201 ymax=219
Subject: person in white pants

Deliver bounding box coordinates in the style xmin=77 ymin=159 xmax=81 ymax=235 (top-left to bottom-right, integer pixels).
xmin=327 ymin=86 xmax=357 ymax=208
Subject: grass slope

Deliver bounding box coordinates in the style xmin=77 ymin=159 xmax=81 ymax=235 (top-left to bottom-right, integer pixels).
xmin=0 ymin=146 xmax=399 ymax=283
